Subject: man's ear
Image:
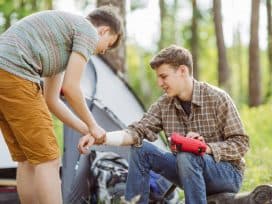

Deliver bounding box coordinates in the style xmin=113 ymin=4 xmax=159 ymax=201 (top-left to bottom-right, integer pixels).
xmin=178 ymin=65 xmax=189 ymax=76
xmin=98 ymin=26 xmax=110 ymax=35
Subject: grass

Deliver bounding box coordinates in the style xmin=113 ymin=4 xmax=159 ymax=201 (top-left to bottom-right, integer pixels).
xmin=240 ymin=104 xmax=272 ymax=192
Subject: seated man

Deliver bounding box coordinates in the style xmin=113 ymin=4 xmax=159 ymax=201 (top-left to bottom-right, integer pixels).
xmin=79 ymin=45 xmax=249 ymax=204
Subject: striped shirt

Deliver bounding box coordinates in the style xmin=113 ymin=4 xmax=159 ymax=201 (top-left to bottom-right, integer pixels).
xmin=128 ymin=80 xmax=249 ymax=172
xmin=0 ymin=10 xmax=98 ymax=83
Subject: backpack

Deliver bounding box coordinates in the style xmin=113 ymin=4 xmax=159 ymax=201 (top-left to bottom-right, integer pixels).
xmin=89 ymin=151 xmax=128 ymax=203
xmin=88 ymin=151 xmax=180 ymax=204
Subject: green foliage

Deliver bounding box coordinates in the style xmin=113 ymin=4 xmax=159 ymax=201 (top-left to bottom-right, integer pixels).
xmin=53 ymin=116 xmax=63 ymax=154
xmin=0 ymin=0 xmax=52 ymax=33
xmin=127 ymin=44 xmax=162 ymax=108
xmin=181 ymin=7 xmax=218 ymax=86
xmin=240 ymin=104 xmax=272 ymax=191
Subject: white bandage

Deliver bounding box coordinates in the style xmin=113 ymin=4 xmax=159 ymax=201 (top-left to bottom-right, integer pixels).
xmin=104 ymin=130 xmax=126 ymax=146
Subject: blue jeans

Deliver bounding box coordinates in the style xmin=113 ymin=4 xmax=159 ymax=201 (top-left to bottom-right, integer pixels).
xmin=125 ymin=142 xmax=243 ymax=204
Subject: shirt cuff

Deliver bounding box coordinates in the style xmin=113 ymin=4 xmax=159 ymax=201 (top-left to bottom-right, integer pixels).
xmin=207 ymin=142 xmax=221 ymax=162
xmin=126 ymin=128 xmax=143 ymax=147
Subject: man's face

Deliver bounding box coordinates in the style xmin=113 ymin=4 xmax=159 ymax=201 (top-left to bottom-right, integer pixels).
xmin=95 ymin=27 xmax=118 ymax=54
xmin=155 ymin=64 xmax=183 ymax=97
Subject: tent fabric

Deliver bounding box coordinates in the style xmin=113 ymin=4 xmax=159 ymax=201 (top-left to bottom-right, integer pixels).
xmin=0 ymin=131 xmax=17 ymax=169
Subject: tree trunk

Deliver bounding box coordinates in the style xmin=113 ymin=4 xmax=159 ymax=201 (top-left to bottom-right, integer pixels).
xmin=159 ymin=0 xmax=166 ymax=50
xmin=96 ymin=0 xmax=126 ymax=73
xmin=207 ymin=185 xmax=272 ymax=204
xmin=213 ymin=0 xmax=231 ymax=92
xmin=191 ymin=0 xmax=199 ymax=80
xmin=233 ymin=27 xmax=244 ymax=102
xmin=266 ymin=0 xmax=272 ymax=100
xmin=44 ymin=0 xmax=53 ymax=10
xmin=249 ymin=0 xmax=261 ymax=107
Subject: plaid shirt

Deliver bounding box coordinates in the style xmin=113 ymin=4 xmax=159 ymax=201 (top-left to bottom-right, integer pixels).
xmin=128 ymin=80 xmax=249 ymax=172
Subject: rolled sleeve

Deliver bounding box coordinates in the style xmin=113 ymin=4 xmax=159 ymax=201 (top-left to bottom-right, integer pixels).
xmin=127 ymin=100 xmax=163 ymax=146
xmin=207 ymin=143 xmax=222 ymax=162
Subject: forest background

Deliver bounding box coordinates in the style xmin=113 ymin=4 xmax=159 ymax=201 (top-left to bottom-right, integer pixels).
xmin=0 ymin=0 xmax=271 ymax=194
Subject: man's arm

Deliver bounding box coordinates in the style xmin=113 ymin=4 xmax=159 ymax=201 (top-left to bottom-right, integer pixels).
xmin=206 ymin=93 xmax=249 ymax=162
xmin=78 ymin=130 xmax=134 ymax=154
xmin=61 ymin=52 xmax=105 ymax=139
xmin=44 ymin=52 xmax=105 ymax=139
xmin=78 ymin=97 xmax=165 ymax=153
xmin=127 ymin=98 xmax=164 ymax=146
xmin=44 ymin=72 xmax=89 ymax=135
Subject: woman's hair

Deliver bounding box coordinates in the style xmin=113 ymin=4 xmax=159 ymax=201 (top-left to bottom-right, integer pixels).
xmin=86 ymin=5 xmax=123 ymax=49
xmin=150 ymin=45 xmax=193 ymax=75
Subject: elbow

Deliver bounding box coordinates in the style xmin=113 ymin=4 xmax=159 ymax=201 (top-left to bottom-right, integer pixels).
xmin=61 ymin=84 xmax=71 ymax=96
xmin=61 ymin=83 xmax=81 ymax=101
xmin=61 ymin=83 xmax=78 ymax=98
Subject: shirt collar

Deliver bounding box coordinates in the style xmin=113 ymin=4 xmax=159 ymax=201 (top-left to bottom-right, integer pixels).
xmin=173 ymin=79 xmax=203 ymax=108
xmin=191 ymin=80 xmax=203 ymax=107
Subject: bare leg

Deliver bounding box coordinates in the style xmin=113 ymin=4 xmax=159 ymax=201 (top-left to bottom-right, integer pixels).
xmin=17 ymin=161 xmax=38 ymax=204
xmin=34 ymin=158 xmax=62 ymax=204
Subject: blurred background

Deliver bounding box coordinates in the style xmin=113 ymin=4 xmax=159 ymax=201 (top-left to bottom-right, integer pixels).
xmin=0 ymin=0 xmax=271 ymax=194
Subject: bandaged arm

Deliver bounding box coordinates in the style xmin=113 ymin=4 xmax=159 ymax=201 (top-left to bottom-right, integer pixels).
xmin=104 ymin=130 xmax=136 ymax=146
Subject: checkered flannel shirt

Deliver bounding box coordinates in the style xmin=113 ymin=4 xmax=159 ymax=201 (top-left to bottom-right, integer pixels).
xmin=128 ymin=80 xmax=249 ymax=172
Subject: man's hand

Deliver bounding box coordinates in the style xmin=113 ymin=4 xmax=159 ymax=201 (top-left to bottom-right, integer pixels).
xmin=78 ymin=134 xmax=95 ymax=154
xmin=89 ymin=125 xmax=106 ymax=145
xmin=205 ymin=145 xmax=212 ymax=154
xmin=186 ymin=131 xmax=212 ymax=154
xmin=186 ymin=131 xmax=205 ymax=142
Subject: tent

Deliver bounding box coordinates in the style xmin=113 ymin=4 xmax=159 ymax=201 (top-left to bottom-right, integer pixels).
xmin=0 ymin=131 xmax=19 ymax=203
xmin=0 ymin=132 xmax=17 ymax=169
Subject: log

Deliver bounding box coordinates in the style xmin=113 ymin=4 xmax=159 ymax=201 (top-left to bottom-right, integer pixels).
xmin=207 ymin=185 xmax=272 ymax=204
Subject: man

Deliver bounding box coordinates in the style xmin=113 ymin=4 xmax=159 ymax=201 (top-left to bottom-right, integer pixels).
xmin=0 ymin=6 xmax=123 ymax=204
xmin=79 ymin=45 xmax=249 ymax=204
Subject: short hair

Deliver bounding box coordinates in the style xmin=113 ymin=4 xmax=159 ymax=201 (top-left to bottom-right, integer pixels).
xmin=150 ymin=45 xmax=193 ymax=75
xmin=86 ymin=5 xmax=124 ymax=49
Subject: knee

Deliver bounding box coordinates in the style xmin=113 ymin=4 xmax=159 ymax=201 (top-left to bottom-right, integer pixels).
xmin=130 ymin=141 xmax=152 ymax=156
xmin=176 ymin=152 xmax=202 ymax=172
xmin=129 ymin=142 xmax=156 ymax=164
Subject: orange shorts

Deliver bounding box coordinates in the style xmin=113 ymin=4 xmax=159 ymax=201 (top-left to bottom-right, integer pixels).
xmin=0 ymin=69 xmax=60 ymax=164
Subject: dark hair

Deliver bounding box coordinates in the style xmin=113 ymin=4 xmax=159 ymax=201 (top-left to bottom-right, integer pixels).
xmin=86 ymin=5 xmax=123 ymax=49
xmin=150 ymin=45 xmax=193 ymax=75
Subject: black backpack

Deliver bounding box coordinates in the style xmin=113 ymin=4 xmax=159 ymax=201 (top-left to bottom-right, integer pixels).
xmin=88 ymin=151 xmax=179 ymax=204
xmin=89 ymin=151 xmax=128 ymax=203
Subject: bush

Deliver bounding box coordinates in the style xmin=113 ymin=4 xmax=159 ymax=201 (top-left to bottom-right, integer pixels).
xmin=240 ymin=104 xmax=272 ymax=191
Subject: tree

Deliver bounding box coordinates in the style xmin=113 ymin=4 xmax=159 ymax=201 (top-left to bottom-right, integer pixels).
xmin=191 ymin=0 xmax=199 ymax=79
xmin=266 ymin=0 xmax=272 ymax=100
xmin=96 ymin=0 xmax=126 ymax=73
xmin=212 ymin=0 xmax=231 ymax=92
xmin=158 ymin=0 xmax=178 ymax=50
xmin=249 ymin=0 xmax=261 ymax=107
xmin=0 ymin=0 xmax=53 ymax=32
xmin=159 ymin=0 xmax=166 ymax=50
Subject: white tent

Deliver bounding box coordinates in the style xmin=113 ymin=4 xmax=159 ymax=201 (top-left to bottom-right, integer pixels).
xmin=0 ymin=131 xmax=17 ymax=169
